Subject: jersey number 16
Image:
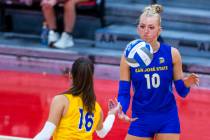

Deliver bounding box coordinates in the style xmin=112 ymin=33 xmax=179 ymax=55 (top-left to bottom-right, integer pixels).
xmin=78 ymin=108 xmax=94 ymax=132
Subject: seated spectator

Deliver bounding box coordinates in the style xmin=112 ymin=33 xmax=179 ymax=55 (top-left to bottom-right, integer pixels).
xmin=41 ymin=0 xmax=87 ymax=49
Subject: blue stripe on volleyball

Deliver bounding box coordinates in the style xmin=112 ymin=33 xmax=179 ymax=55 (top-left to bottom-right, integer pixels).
xmin=125 ymin=48 xmax=129 ymax=58
xmin=125 ymin=40 xmax=142 ymax=58
xmin=134 ymin=53 xmax=146 ymax=68
xmin=132 ymin=39 xmax=142 ymax=47
xmin=145 ymin=44 xmax=151 ymax=51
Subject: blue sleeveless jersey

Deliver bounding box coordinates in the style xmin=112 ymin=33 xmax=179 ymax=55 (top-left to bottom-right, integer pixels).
xmin=130 ymin=43 xmax=176 ymax=114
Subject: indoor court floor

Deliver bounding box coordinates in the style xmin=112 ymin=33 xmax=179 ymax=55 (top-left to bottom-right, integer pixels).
xmin=0 ymin=70 xmax=210 ymax=140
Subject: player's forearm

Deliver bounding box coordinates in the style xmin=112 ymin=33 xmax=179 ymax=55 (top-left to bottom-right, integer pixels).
xmin=117 ymin=80 xmax=131 ymax=113
xmin=96 ymin=114 xmax=115 ymax=138
xmin=174 ymin=79 xmax=190 ymax=98
xmin=33 ymin=121 xmax=56 ymax=140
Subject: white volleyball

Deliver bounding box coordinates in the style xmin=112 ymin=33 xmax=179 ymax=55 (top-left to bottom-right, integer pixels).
xmin=124 ymin=39 xmax=153 ymax=68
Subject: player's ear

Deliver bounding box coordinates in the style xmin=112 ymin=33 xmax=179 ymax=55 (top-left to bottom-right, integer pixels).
xmin=158 ymin=26 xmax=162 ymax=36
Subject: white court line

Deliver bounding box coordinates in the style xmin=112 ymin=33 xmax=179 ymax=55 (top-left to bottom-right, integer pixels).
xmin=0 ymin=135 xmax=32 ymax=140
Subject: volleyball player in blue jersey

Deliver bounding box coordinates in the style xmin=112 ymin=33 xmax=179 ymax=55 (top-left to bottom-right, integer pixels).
xmin=117 ymin=4 xmax=199 ymax=140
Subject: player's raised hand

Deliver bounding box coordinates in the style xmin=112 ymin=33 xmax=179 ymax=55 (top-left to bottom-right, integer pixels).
xmin=184 ymin=73 xmax=199 ymax=87
xmin=108 ymin=99 xmax=120 ymax=115
xmin=118 ymin=104 xmax=138 ymax=122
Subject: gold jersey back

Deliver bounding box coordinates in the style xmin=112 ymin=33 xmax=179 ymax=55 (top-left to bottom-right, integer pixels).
xmin=53 ymin=94 xmax=101 ymax=140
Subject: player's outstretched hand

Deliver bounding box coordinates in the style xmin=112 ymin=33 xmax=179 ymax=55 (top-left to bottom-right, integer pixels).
xmin=108 ymin=99 xmax=120 ymax=115
xmin=118 ymin=104 xmax=138 ymax=122
xmin=184 ymin=73 xmax=199 ymax=87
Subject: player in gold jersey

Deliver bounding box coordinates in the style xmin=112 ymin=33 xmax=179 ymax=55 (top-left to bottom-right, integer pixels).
xmin=33 ymin=57 xmax=120 ymax=140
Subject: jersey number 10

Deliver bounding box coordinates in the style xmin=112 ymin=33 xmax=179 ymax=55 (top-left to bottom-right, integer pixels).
xmin=144 ymin=73 xmax=160 ymax=89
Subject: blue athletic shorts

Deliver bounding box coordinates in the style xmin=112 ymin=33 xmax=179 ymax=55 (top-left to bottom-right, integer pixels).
xmin=128 ymin=106 xmax=180 ymax=138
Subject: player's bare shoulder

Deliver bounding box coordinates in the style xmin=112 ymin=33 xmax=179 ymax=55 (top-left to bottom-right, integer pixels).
xmin=51 ymin=94 xmax=69 ymax=108
xmin=171 ymin=47 xmax=182 ymax=64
